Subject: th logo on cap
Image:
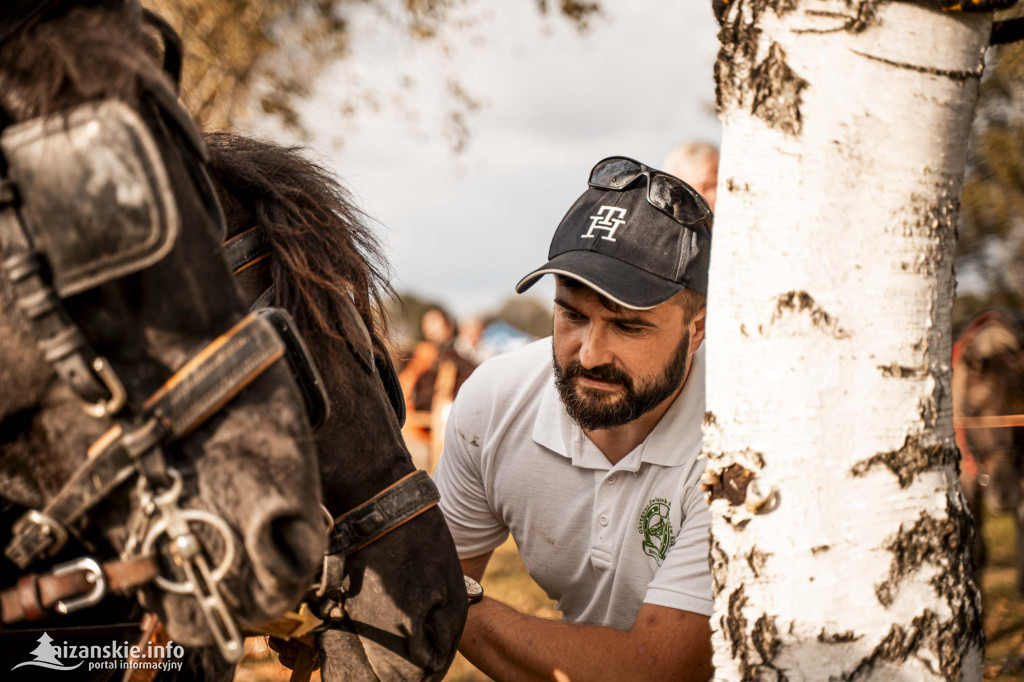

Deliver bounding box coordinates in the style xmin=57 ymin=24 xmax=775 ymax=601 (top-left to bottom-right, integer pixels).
xmin=582 ymin=206 xmax=627 ymax=242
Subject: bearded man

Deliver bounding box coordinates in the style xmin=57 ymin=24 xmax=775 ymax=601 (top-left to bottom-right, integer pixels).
xmin=433 ymin=156 xmax=714 ymax=681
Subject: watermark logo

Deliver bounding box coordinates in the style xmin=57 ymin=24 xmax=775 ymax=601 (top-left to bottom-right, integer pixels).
xmin=11 ymin=633 xmax=81 ymax=671
xmin=581 ymin=206 xmax=627 ymax=242
xmin=11 ymin=632 xmax=185 ymax=673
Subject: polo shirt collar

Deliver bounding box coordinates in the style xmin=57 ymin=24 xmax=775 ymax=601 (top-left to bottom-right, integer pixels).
xmin=532 ymin=345 xmax=706 ymax=471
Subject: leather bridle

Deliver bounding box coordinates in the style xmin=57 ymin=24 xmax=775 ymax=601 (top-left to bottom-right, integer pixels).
xmin=223 ymin=225 xmax=441 ymax=646
xmin=0 ymin=4 xmax=440 ymax=667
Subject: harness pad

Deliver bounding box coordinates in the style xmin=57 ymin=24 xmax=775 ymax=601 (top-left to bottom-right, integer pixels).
xmin=0 ymin=100 xmax=179 ymax=297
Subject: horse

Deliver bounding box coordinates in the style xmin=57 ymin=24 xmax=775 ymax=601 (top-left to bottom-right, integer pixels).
xmin=0 ymin=0 xmax=328 ymax=671
xmin=952 ymin=309 xmax=1024 ymax=595
xmin=205 ymin=132 xmax=468 ymax=681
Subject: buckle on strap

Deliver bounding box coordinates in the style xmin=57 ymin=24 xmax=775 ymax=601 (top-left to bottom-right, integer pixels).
xmin=77 ymin=356 xmax=127 ymax=418
xmin=52 ymin=556 xmax=106 ymax=614
xmin=10 ymin=510 xmax=69 ymax=560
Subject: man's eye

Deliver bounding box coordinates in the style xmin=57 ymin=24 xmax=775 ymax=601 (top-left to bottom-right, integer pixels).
xmin=616 ymin=323 xmax=643 ymax=334
xmin=561 ymin=309 xmax=584 ymax=321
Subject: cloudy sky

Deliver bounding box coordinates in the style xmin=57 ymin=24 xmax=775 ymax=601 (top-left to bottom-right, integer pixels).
xmin=270 ymin=1 xmax=722 ymax=318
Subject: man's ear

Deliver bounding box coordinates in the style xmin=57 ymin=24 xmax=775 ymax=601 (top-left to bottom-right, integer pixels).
xmin=688 ymin=308 xmax=707 ymax=351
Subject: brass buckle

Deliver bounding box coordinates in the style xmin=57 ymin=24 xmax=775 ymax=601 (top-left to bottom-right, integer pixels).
xmin=52 ymin=556 xmax=107 ymax=614
xmin=80 ymin=357 xmax=127 ymax=418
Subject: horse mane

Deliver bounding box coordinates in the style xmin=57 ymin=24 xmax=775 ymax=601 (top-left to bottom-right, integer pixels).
xmin=959 ymin=310 xmax=1024 ymax=397
xmin=0 ymin=1 xmax=165 ymax=124
xmin=203 ymin=132 xmax=395 ymax=362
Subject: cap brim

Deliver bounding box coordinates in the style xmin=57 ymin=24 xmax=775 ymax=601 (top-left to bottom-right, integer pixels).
xmin=515 ymin=251 xmax=682 ymax=310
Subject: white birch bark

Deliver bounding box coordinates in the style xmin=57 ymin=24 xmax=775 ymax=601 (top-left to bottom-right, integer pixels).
xmin=704 ymin=1 xmax=991 ymax=679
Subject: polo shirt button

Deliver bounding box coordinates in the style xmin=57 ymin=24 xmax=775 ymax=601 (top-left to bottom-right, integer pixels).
xmin=606 ymin=475 xmax=617 ymax=485
xmin=599 ymin=515 xmax=609 ymax=526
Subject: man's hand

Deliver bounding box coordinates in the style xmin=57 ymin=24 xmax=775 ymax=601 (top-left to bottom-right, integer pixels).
xmin=458 ymin=555 xmax=712 ymax=682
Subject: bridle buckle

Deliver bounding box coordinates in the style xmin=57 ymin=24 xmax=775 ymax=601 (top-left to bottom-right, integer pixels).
xmin=52 ymin=556 xmax=106 ymax=614
xmin=78 ymin=356 xmax=127 ymax=418
xmin=11 ymin=510 xmax=69 ymax=558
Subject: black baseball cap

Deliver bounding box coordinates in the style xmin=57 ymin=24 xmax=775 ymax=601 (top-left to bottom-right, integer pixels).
xmin=516 ymin=159 xmax=712 ymax=309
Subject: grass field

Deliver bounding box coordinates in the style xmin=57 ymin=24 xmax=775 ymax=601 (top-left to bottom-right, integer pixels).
xmin=239 ymin=514 xmax=1024 ymax=681
xmin=980 ymin=508 xmax=1024 ymax=680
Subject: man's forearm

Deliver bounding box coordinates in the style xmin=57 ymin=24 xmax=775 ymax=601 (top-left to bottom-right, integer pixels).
xmin=460 ymin=598 xmax=710 ymax=682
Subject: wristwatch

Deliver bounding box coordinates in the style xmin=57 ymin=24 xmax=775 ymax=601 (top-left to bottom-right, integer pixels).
xmin=464 ymin=575 xmax=484 ymax=605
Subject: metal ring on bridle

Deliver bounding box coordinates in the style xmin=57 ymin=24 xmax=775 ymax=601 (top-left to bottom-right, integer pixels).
xmin=142 ymin=510 xmax=235 ymax=593
xmin=140 ymin=473 xmax=236 ymax=594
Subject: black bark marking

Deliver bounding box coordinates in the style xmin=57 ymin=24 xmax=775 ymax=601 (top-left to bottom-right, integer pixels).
xmin=716 ymin=0 xmax=806 ymax=135
xmin=851 ymin=499 xmax=983 ymax=680
xmin=747 ymin=547 xmax=770 ymax=577
xmin=751 ymin=42 xmax=807 ymax=135
xmin=834 ymin=606 xmax=979 ymax=681
xmin=773 ymin=291 xmax=850 ymax=338
xmin=727 ymin=585 xmax=750 ymax=664
xmin=711 ymin=537 xmax=729 ymax=598
xmin=877 ymin=363 xmax=925 ymax=379
xmin=900 ymin=186 xmax=959 ymax=277
xmin=752 ymin=614 xmax=787 ymax=680
xmin=818 ymin=629 xmax=861 ymax=643
xmin=707 ymin=463 xmax=756 ymax=505
xmin=811 ymin=544 xmax=831 ymax=554
xmin=704 ymin=410 xmax=719 ymax=427
xmin=851 ymin=49 xmax=982 ymax=83
xmin=726 ymin=177 xmax=749 ymax=193
xmin=875 ymin=505 xmax=978 ymax=609
xmin=725 ymin=587 xmax=787 ymax=681
xmin=850 ymin=433 xmax=958 ymax=488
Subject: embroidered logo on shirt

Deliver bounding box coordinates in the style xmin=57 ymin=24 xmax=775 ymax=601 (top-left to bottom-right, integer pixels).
xmin=638 ymin=497 xmax=674 ymax=565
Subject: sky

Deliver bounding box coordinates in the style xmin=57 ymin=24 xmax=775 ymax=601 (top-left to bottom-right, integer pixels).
xmin=258 ymin=1 xmax=723 ymax=319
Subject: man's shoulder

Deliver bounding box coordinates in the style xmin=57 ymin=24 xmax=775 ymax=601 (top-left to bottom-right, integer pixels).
xmin=450 ymin=337 xmax=553 ymax=430
xmin=460 ymin=337 xmax=552 ymax=395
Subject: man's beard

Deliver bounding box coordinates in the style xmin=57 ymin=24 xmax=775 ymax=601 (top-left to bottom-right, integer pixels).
xmin=552 ymin=332 xmax=691 ymax=431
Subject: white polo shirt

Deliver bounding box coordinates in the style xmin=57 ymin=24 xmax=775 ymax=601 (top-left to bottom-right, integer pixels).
xmin=433 ymin=338 xmax=712 ymax=631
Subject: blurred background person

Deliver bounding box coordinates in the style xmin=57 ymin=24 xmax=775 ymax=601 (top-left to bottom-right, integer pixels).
xmin=398 ymin=306 xmax=478 ymax=470
xmin=455 ymin=316 xmax=490 ymax=364
xmin=663 ymin=141 xmax=719 ymax=209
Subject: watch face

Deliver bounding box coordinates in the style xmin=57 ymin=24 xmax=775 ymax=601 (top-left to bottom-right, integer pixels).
xmin=464 ymin=575 xmax=484 ymax=604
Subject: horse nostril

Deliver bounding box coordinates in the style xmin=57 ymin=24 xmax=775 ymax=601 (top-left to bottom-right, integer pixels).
xmin=254 ymin=513 xmax=322 ymax=580
xmin=413 ymin=598 xmax=462 ymax=676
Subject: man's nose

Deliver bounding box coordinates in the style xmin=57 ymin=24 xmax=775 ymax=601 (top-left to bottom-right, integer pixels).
xmin=579 ymin=325 xmax=613 ymax=369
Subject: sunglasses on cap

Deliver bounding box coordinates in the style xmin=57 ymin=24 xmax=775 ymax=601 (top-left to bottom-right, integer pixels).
xmin=588 ymin=156 xmax=712 ymax=228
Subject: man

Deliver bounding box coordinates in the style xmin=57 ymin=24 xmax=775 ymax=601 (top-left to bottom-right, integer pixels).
xmin=433 ymin=156 xmax=714 ymax=681
xmin=663 ymin=141 xmax=719 ymax=209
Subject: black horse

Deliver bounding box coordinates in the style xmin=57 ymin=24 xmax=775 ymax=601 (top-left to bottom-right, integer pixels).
xmin=0 ymin=0 xmax=327 ymax=671
xmin=953 ymin=309 xmax=1024 ymax=595
xmin=206 ymin=133 xmax=467 ymax=681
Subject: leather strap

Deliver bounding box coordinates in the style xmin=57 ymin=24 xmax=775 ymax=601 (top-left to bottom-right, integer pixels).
xmin=142 ymin=312 xmax=286 ymax=437
xmin=141 ymin=9 xmax=182 ymax=90
xmin=0 ymin=183 xmax=115 ymax=407
xmin=1 ymin=556 xmax=158 ymax=625
xmin=223 ymin=226 xmax=271 ymax=274
xmin=5 ymin=313 xmax=286 ymax=568
xmin=328 ymin=471 xmax=440 ymax=556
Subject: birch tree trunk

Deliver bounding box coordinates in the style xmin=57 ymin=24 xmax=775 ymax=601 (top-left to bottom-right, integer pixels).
xmin=704 ymin=1 xmax=994 ymax=678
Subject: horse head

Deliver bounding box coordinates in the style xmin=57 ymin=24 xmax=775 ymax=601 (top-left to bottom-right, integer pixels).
xmin=206 ymin=133 xmax=467 ymax=680
xmin=0 ymin=0 xmax=326 ymax=657
xmin=953 ymin=310 xmax=1024 ymax=514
